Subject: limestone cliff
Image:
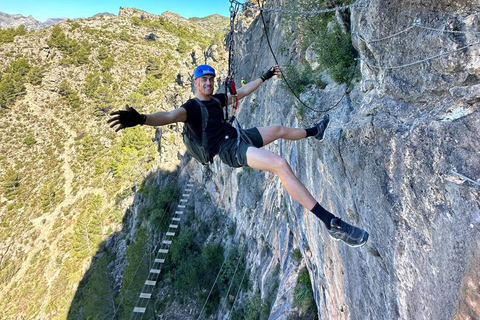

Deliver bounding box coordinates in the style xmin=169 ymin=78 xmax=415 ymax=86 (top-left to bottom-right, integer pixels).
xmin=181 ymin=0 xmax=479 ymax=319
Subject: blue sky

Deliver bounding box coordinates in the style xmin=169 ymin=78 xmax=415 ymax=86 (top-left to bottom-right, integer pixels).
xmin=1 ymin=0 xmax=231 ymax=22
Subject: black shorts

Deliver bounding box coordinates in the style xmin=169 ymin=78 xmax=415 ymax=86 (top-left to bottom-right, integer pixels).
xmin=217 ymin=128 xmax=263 ymax=168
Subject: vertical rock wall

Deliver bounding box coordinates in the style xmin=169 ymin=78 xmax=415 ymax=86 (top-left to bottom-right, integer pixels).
xmin=185 ymin=0 xmax=479 ymax=319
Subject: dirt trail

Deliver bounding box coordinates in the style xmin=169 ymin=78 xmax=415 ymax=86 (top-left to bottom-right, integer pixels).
xmin=0 ymin=87 xmax=108 ymax=309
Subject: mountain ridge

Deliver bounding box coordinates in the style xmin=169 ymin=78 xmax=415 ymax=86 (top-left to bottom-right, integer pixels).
xmin=0 ymin=8 xmax=226 ymax=30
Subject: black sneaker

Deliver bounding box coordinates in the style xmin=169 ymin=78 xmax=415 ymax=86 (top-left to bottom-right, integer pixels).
xmin=314 ymin=114 xmax=330 ymax=141
xmin=328 ymin=218 xmax=369 ymax=247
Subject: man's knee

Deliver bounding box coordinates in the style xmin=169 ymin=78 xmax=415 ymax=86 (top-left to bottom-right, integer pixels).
xmin=271 ymin=155 xmax=291 ymax=174
xmin=273 ymin=125 xmax=287 ymax=137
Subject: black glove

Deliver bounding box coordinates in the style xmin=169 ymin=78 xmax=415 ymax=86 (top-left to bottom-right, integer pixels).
xmin=260 ymin=66 xmax=275 ymax=82
xmin=118 ymin=106 xmax=146 ymax=128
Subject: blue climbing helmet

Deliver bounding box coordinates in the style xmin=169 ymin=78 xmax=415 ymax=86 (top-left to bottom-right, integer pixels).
xmin=194 ymin=64 xmax=216 ymax=79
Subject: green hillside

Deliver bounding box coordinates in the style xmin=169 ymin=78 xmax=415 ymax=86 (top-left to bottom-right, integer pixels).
xmin=0 ymin=10 xmax=228 ymax=319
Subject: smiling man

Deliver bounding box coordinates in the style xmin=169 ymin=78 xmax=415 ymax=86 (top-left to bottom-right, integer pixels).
xmin=108 ymin=64 xmax=369 ymax=247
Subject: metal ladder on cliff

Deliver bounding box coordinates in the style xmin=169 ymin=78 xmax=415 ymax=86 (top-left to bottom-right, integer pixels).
xmin=130 ymin=179 xmax=195 ymax=319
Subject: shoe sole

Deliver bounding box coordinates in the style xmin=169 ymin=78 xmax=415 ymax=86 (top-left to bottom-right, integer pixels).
xmin=316 ymin=114 xmax=330 ymax=142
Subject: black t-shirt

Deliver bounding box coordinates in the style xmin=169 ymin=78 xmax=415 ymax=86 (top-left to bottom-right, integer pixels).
xmin=181 ymin=93 xmax=237 ymax=155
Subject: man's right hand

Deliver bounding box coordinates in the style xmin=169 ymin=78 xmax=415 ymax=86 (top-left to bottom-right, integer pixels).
xmin=108 ymin=105 xmax=146 ymax=132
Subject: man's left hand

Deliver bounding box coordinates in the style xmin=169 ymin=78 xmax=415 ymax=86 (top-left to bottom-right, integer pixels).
xmin=261 ymin=65 xmax=281 ymax=81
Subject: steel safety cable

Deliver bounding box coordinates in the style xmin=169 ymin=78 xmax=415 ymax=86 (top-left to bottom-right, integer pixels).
xmin=197 ymin=252 xmax=230 ymax=319
xmin=221 ymin=251 xmax=243 ymax=311
xmin=228 ymin=261 xmax=249 ymax=320
xmin=354 ymin=19 xmax=480 ymax=45
xmin=232 ymin=0 xmax=366 ymax=15
xmin=359 ymin=40 xmax=480 ymax=70
xmin=451 ymin=169 xmax=480 ymax=187
xmin=257 ymin=0 xmax=322 ymax=113
xmin=258 ymin=0 xmax=361 ymax=114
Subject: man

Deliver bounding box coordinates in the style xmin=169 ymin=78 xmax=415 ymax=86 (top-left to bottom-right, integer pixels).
xmin=108 ymin=64 xmax=369 ymax=247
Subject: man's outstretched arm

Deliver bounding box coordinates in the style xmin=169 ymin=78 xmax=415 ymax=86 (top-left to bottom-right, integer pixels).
xmin=108 ymin=105 xmax=186 ymax=132
xmin=234 ymin=66 xmax=281 ymax=101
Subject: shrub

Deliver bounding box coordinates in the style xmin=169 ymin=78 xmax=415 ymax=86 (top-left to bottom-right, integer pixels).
xmin=0 ymin=57 xmax=32 ymax=108
xmin=48 ymin=25 xmax=69 ymax=51
xmin=0 ymin=73 xmax=26 ymax=109
xmin=48 ymin=26 xmax=91 ymax=65
xmin=290 ymin=1 xmax=357 ymax=84
xmin=40 ymin=182 xmax=62 ymax=212
xmin=27 ymin=66 xmax=45 ymax=85
xmin=138 ymin=74 xmax=161 ymax=96
xmin=314 ymin=22 xmax=357 ymax=83
xmin=244 ymin=291 xmax=270 ymax=320
xmin=84 ymin=72 xmax=101 ymax=98
xmin=6 ymin=58 xmax=31 ymax=76
xmin=58 ymin=80 xmax=81 ymax=108
xmin=24 ymin=134 xmax=36 ymax=146
xmin=1 ymin=168 xmax=20 ymax=199
xmin=293 ymin=267 xmax=318 ymax=319
xmin=283 ymin=63 xmax=314 ymax=95
xmin=291 ymin=248 xmax=302 ymax=263
xmin=0 ymin=25 xmax=27 ymax=44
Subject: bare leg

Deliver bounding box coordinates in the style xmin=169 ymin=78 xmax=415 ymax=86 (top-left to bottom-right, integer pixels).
xmin=246 ymin=146 xmax=316 ymax=210
xmin=257 ymin=125 xmax=307 ymax=146
xmin=246 ymin=125 xmax=369 ymax=247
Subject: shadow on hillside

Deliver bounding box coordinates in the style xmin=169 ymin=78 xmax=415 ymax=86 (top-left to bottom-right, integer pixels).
xmin=66 ymin=164 xmax=187 ymax=320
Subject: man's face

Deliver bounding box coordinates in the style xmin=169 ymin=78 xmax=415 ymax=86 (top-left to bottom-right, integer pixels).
xmin=195 ymin=75 xmax=215 ymax=96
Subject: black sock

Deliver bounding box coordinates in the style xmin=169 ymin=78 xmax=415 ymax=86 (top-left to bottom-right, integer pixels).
xmin=305 ymin=126 xmax=318 ymax=137
xmin=310 ymin=203 xmax=336 ymax=229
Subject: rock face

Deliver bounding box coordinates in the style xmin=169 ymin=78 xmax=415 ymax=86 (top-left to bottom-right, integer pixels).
xmin=0 ymin=11 xmax=43 ymax=30
xmin=183 ymin=0 xmax=480 ymax=319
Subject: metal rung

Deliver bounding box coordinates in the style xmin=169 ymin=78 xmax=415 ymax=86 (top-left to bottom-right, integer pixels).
xmin=178 ymin=205 xmax=186 ymax=208
xmin=163 ymin=240 xmax=172 ymax=245
xmin=150 ymin=269 xmax=161 ymax=274
xmin=145 ymin=280 xmax=156 ymax=286
xmin=159 ymin=249 xmax=169 ymax=253
xmin=169 ymin=224 xmax=178 ymax=228
xmin=175 ymin=211 xmax=183 ymax=214
xmin=186 ymin=183 xmax=194 ymax=186
xmin=155 ymin=258 xmax=165 ymax=263
xmin=166 ymin=232 xmax=175 ymax=236
xmin=172 ymin=217 xmax=181 ymax=221
xmin=185 ymin=188 xmax=192 ymax=192
xmin=180 ymin=199 xmax=188 ymax=202
xmin=133 ymin=307 xmax=146 ymax=313
xmin=140 ymin=293 xmax=152 ymax=299
xmin=182 ymin=193 xmax=189 ymax=197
